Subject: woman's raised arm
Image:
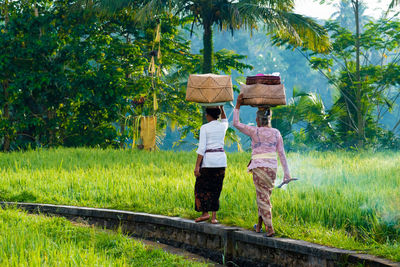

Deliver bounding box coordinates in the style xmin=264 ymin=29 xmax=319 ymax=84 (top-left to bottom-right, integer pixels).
xmin=233 ymin=94 xmax=255 ymax=136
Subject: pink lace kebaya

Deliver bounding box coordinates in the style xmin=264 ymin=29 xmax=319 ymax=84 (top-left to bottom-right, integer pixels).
xmin=232 ymin=93 xmax=292 ymax=237
xmin=233 ymin=109 xmax=291 ymax=178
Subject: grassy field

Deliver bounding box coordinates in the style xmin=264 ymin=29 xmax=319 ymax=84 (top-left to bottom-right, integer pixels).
xmin=0 ymin=207 xmax=206 ymax=266
xmin=0 ymin=148 xmax=399 ymax=262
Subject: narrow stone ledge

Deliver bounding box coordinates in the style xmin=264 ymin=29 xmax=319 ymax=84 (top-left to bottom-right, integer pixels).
xmin=348 ymin=253 xmax=400 ymax=267
xmin=1 ymin=202 xmax=398 ymax=267
xmin=233 ymin=230 xmax=353 ymax=260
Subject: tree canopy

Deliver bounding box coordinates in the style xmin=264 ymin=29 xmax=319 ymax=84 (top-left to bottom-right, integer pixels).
xmin=1 ymin=0 xmax=399 ymax=151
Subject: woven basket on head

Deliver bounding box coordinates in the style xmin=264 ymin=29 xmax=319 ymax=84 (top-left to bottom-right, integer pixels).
xmin=240 ymin=83 xmax=286 ymax=106
xmin=186 ymin=74 xmax=233 ymax=103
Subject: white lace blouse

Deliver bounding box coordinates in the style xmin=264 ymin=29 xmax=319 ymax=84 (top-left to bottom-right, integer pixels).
xmin=196 ymin=119 xmax=229 ymax=168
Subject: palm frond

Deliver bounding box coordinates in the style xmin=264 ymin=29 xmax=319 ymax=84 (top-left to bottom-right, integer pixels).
xmin=273 ymin=12 xmax=331 ymax=53
xmin=134 ymin=0 xmax=187 ymax=24
xmin=389 ymin=0 xmax=400 ymax=9
xmin=235 ymin=2 xmax=331 ymax=53
xmin=134 ymin=0 xmax=167 ymax=22
xmin=95 ymin=0 xmax=134 ymax=12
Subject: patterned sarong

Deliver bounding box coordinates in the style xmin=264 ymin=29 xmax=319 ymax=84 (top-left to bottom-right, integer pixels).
xmin=194 ymin=167 xmax=225 ymax=212
xmin=251 ymin=167 xmax=277 ymax=229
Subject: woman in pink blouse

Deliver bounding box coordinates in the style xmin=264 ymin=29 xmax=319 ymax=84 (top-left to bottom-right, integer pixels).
xmin=233 ymin=94 xmax=291 ymax=237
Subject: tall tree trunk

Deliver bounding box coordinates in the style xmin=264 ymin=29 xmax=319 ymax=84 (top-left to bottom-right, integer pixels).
xmin=202 ymin=22 xmax=213 ymax=74
xmin=201 ymin=21 xmax=214 ymax=124
xmin=120 ymin=121 xmax=126 ymax=149
xmin=354 ymin=0 xmax=364 ymax=148
xmin=2 ymin=1 xmax=10 ymax=151
xmin=2 ymin=81 xmax=10 ymax=151
xmin=119 ymin=34 xmax=132 ymax=149
xmin=47 ymin=109 xmax=56 ymax=146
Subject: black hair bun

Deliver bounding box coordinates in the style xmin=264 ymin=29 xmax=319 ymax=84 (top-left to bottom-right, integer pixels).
xmin=205 ymin=107 xmax=221 ymax=120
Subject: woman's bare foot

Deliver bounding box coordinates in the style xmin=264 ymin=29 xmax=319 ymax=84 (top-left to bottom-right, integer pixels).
xmin=254 ymin=224 xmax=262 ymax=233
xmin=255 ymin=217 xmax=263 ymax=233
xmin=265 ymin=223 xmax=275 ymax=237
xmin=210 ymin=211 xmax=218 ymax=224
xmin=265 ymin=229 xmax=275 ymax=237
xmin=195 ymin=213 xmax=210 ymax=223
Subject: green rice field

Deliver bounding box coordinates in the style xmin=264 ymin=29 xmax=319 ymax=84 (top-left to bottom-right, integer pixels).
xmin=0 ymin=207 xmax=206 ymax=266
xmin=0 ymin=148 xmax=399 ymax=261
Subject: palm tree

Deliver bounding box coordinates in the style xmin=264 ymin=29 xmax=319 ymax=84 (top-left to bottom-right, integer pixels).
xmin=96 ymin=0 xmax=330 ymax=74
xmin=1 ymin=0 xmax=10 ymax=151
xmin=272 ymin=88 xmax=334 ymax=149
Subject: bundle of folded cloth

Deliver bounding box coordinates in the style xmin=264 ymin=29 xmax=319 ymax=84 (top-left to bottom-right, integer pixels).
xmin=246 ymin=72 xmax=281 ymax=85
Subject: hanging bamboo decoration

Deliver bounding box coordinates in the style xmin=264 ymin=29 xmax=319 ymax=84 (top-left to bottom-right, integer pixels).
xmin=153 ymin=92 xmax=158 ymax=111
xmin=156 ymin=42 xmax=162 ymax=77
xmin=148 ymin=56 xmax=156 ymax=75
xmin=140 ymin=116 xmax=157 ymax=151
xmin=140 ymin=22 xmax=161 ymax=150
xmin=157 ymin=42 xmax=162 ymax=62
xmin=154 ymin=23 xmax=161 ymax=43
xmin=34 ymin=4 xmax=44 ymax=37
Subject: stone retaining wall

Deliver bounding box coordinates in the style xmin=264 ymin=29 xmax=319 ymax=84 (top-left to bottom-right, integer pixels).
xmin=1 ymin=202 xmax=398 ymax=267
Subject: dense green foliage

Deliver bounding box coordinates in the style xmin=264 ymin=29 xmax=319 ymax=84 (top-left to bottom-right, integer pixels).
xmin=1 ymin=0 xmax=399 ymax=151
xmin=267 ymin=3 xmax=400 ymax=151
xmin=0 ymin=0 xmax=256 ymax=151
xmin=0 ymin=0 xmax=195 ymax=150
xmin=0 ymin=207 xmax=206 ymax=266
xmin=102 ymin=0 xmax=330 ymax=73
xmin=0 ymin=148 xmax=399 ymax=261
xmin=174 ymin=4 xmax=400 ymax=152
xmin=305 ymin=18 xmax=400 ymax=149
xmin=98 ymin=0 xmax=331 ymax=133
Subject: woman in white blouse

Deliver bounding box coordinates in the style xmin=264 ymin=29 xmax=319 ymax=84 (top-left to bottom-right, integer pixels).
xmin=194 ymin=106 xmax=228 ymax=224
